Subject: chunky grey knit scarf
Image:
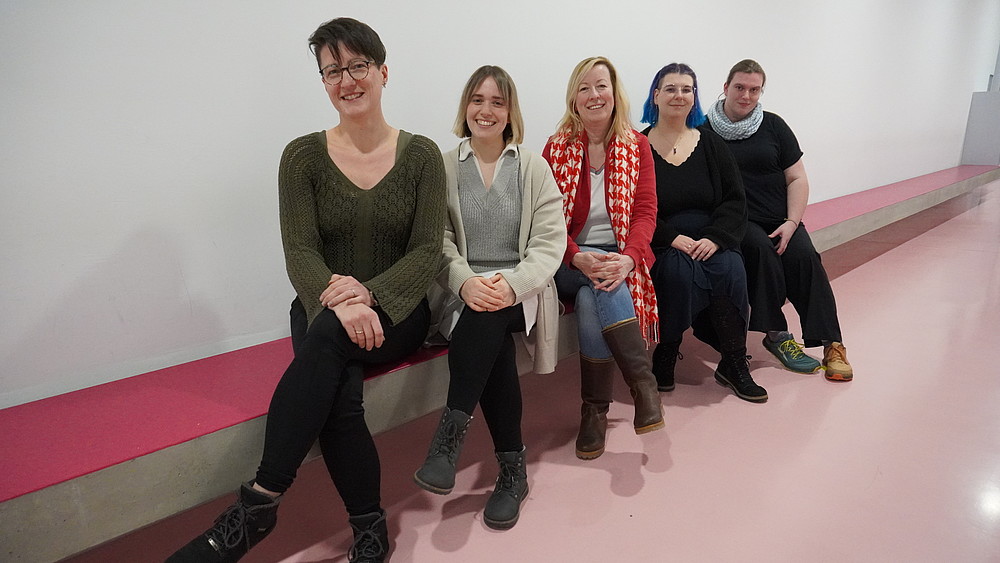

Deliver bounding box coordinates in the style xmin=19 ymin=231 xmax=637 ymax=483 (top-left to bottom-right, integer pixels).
xmin=706 ymin=99 xmax=763 ymax=141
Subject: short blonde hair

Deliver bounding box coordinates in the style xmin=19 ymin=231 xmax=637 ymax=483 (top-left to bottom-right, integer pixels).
xmin=554 ymin=56 xmax=634 ymax=144
xmin=452 ymin=65 xmax=524 ymax=145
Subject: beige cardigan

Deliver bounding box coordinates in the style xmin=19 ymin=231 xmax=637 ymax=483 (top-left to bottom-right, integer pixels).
xmin=429 ymin=144 xmax=567 ymax=373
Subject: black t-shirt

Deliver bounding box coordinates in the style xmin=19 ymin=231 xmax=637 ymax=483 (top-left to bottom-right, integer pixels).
xmin=706 ymin=112 xmax=803 ymax=224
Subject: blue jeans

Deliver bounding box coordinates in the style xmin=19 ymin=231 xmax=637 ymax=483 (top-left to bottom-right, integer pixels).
xmin=554 ymin=245 xmax=637 ymax=360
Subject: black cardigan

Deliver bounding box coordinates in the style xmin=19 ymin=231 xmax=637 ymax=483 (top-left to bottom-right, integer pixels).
xmin=641 ymin=125 xmax=747 ymax=250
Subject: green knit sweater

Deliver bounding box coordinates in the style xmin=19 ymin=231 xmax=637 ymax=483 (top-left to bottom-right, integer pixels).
xmin=278 ymin=130 xmax=446 ymax=327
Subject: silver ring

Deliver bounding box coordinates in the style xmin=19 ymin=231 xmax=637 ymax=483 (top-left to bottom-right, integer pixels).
xmin=355 ymin=329 xmax=364 ymax=334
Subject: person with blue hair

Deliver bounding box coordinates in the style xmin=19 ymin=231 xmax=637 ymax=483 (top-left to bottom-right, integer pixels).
xmin=640 ymin=63 xmax=767 ymax=403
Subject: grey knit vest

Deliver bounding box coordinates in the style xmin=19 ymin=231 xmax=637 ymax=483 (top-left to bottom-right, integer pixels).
xmin=457 ymin=152 xmax=522 ymax=273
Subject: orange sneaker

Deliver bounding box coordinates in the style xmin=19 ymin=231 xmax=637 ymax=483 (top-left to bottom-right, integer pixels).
xmin=823 ymin=342 xmax=853 ymax=381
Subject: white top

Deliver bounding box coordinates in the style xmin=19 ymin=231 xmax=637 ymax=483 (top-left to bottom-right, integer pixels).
xmin=577 ymin=167 xmax=616 ymax=246
xmin=458 ymin=139 xmax=519 ymax=187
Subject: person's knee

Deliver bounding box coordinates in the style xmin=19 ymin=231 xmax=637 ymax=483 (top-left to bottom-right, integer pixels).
xmin=782 ymin=231 xmax=820 ymax=264
xmin=326 ymin=367 xmax=367 ymax=423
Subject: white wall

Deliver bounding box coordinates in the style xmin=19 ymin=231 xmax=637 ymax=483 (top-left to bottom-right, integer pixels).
xmin=2 ymin=0 xmax=998 ymax=408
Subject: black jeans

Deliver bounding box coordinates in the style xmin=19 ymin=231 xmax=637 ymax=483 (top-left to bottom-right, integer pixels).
xmin=255 ymin=298 xmax=429 ymax=515
xmin=447 ymin=304 xmax=525 ymax=452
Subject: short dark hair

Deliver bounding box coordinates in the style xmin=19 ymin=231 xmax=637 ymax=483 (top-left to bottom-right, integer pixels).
xmin=308 ymin=17 xmax=386 ymax=69
xmin=725 ymin=59 xmax=766 ymax=88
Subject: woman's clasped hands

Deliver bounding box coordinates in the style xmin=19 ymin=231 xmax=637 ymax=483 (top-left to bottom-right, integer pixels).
xmin=320 ymin=274 xmax=384 ymax=351
xmin=572 ymin=251 xmax=635 ymax=291
xmin=672 ymin=235 xmax=719 ymax=262
xmin=460 ymin=273 xmax=516 ymax=312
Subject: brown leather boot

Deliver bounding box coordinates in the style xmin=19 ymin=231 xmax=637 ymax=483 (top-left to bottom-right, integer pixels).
xmin=576 ymin=356 xmax=613 ymax=460
xmin=603 ymin=319 xmax=665 ymax=434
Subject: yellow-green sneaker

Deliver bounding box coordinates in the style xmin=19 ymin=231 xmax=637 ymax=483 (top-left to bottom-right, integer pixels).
xmin=762 ymin=334 xmax=821 ymax=374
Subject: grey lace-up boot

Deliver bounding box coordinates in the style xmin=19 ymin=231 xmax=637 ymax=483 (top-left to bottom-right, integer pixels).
xmin=483 ymin=448 xmax=528 ymax=530
xmin=347 ymin=509 xmax=389 ymax=563
xmin=413 ymin=407 xmax=472 ymax=494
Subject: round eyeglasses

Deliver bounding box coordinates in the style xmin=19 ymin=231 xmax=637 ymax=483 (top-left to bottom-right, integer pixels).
xmin=320 ymin=60 xmax=374 ymax=86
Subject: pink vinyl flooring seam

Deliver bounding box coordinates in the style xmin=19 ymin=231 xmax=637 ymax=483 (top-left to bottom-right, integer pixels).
xmin=65 ymin=181 xmax=1000 ymax=562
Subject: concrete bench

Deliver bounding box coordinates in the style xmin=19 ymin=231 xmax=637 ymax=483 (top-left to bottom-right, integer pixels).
xmin=1 ymin=164 xmax=997 ymax=562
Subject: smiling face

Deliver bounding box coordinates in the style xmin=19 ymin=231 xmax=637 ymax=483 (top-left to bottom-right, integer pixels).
xmin=722 ymin=71 xmax=764 ymax=122
xmin=574 ymin=64 xmax=615 ymax=130
xmin=465 ymin=76 xmax=509 ymax=145
xmin=654 ymin=73 xmax=695 ymax=123
xmin=318 ymin=44 xmax=387 ymax=118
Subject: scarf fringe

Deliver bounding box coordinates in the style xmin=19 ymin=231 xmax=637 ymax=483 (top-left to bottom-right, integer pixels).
xmin=549 ymin=131 xmax=659 ymax=347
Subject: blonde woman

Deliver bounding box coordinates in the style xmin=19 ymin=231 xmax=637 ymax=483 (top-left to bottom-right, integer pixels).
xmin=414 ymin=66 xmax=565 ymax=529
xmin=543 ymin=56 xmax=664 ymax=461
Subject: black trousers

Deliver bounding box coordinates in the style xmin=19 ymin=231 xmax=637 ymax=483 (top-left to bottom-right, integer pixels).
xmin=447 ymin=304 xmax=525 ymax=453
xmin=741 ymin=221 xmax=842 ymax=347
xmin=650 ymin=246 xmax=750 ymax=346
xmin=255 ymin=298 xmax=429 ymax=515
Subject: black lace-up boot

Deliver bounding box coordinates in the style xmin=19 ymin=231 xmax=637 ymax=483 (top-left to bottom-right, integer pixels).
xmin=708 ymin=297 xmax=767 ymax=403
xmin=413 ymin=407 xmax=472 ymax=494
xmin=166 ymin=482 xmax=280 ymax=562
xmin=347 ymin=510 xmax=389 ymax=563
xmin=483 ymin=448 xmax=529 ymax=530
xmin=652 ymin=339 xmax=682 ymax=392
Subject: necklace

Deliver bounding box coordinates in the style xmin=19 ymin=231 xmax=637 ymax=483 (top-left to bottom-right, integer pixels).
xmin=671 ymin=129 xmax=686 ymax=154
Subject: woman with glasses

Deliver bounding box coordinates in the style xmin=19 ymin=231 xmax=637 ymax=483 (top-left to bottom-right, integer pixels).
xmin=543 ymin=56 xmax=664 ymax=461
xmin=413 ymin=65 xmax=565 ymax=530
xmin=168 ymin=18 xmax=445 ymax=563
xmin=639 ymin=63 xmax=766 ymax=403
xmin=704 ymin=59 xmax=853 ymax=382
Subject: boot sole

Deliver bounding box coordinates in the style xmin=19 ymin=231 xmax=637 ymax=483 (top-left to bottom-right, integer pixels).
xmin=575 ymin=446 xmax=604 ymax=460
xmin=413 ymin=472 xmax=453 ymax=495
xmin=714 ymin=372 xmax=768 ymax=403
xmin=824 ymin=370 xmax=853 ymax=381
xmin=484 ymin=515 xmax=520 ymax=530
xmin=483 ymin=487 xmax=529 ymax=530
xmin=634 ymin=419 xmax=665 ymax=434
xmin=657 ymin=384 xmax=675 ymax=392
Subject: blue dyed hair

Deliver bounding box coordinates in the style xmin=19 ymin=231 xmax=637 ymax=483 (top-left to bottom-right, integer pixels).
xmin=640 ymin=63 xmax=705 ymax=128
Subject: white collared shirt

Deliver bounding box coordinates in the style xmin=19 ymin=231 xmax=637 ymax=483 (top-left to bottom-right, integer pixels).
xmin=458 ymin=138 xmax=519 ymax=187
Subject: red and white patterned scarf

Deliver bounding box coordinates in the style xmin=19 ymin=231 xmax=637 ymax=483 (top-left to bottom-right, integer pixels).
xmin=548 ymin=131 xmax=659 ymax=347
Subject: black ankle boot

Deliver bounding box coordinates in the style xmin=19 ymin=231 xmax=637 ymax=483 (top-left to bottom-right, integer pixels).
xmin=714 ymin=352 xmax=768 ymax=403
xmin=483 ymin=448 xmax=528 ymax=530
xmin=348 ymin=509 xmax=389 ymax=563
xmin=166 ymin=482 xmax=280 ymax=563
xmin=413 ymin=407 xmax=472 ymax=494
xmin=707 ymin=296 xmax=767 ymax=403
xmin=652 ymin=340 xmax=682 ymax=392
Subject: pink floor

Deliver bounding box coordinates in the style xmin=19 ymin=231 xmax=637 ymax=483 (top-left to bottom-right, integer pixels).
xmin=68 ymin=181 xmax=1000 ymax=562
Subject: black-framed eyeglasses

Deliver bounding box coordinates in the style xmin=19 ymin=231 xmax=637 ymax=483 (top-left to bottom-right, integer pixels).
xmin=319 ymin=60 xmax=374 ymax=86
